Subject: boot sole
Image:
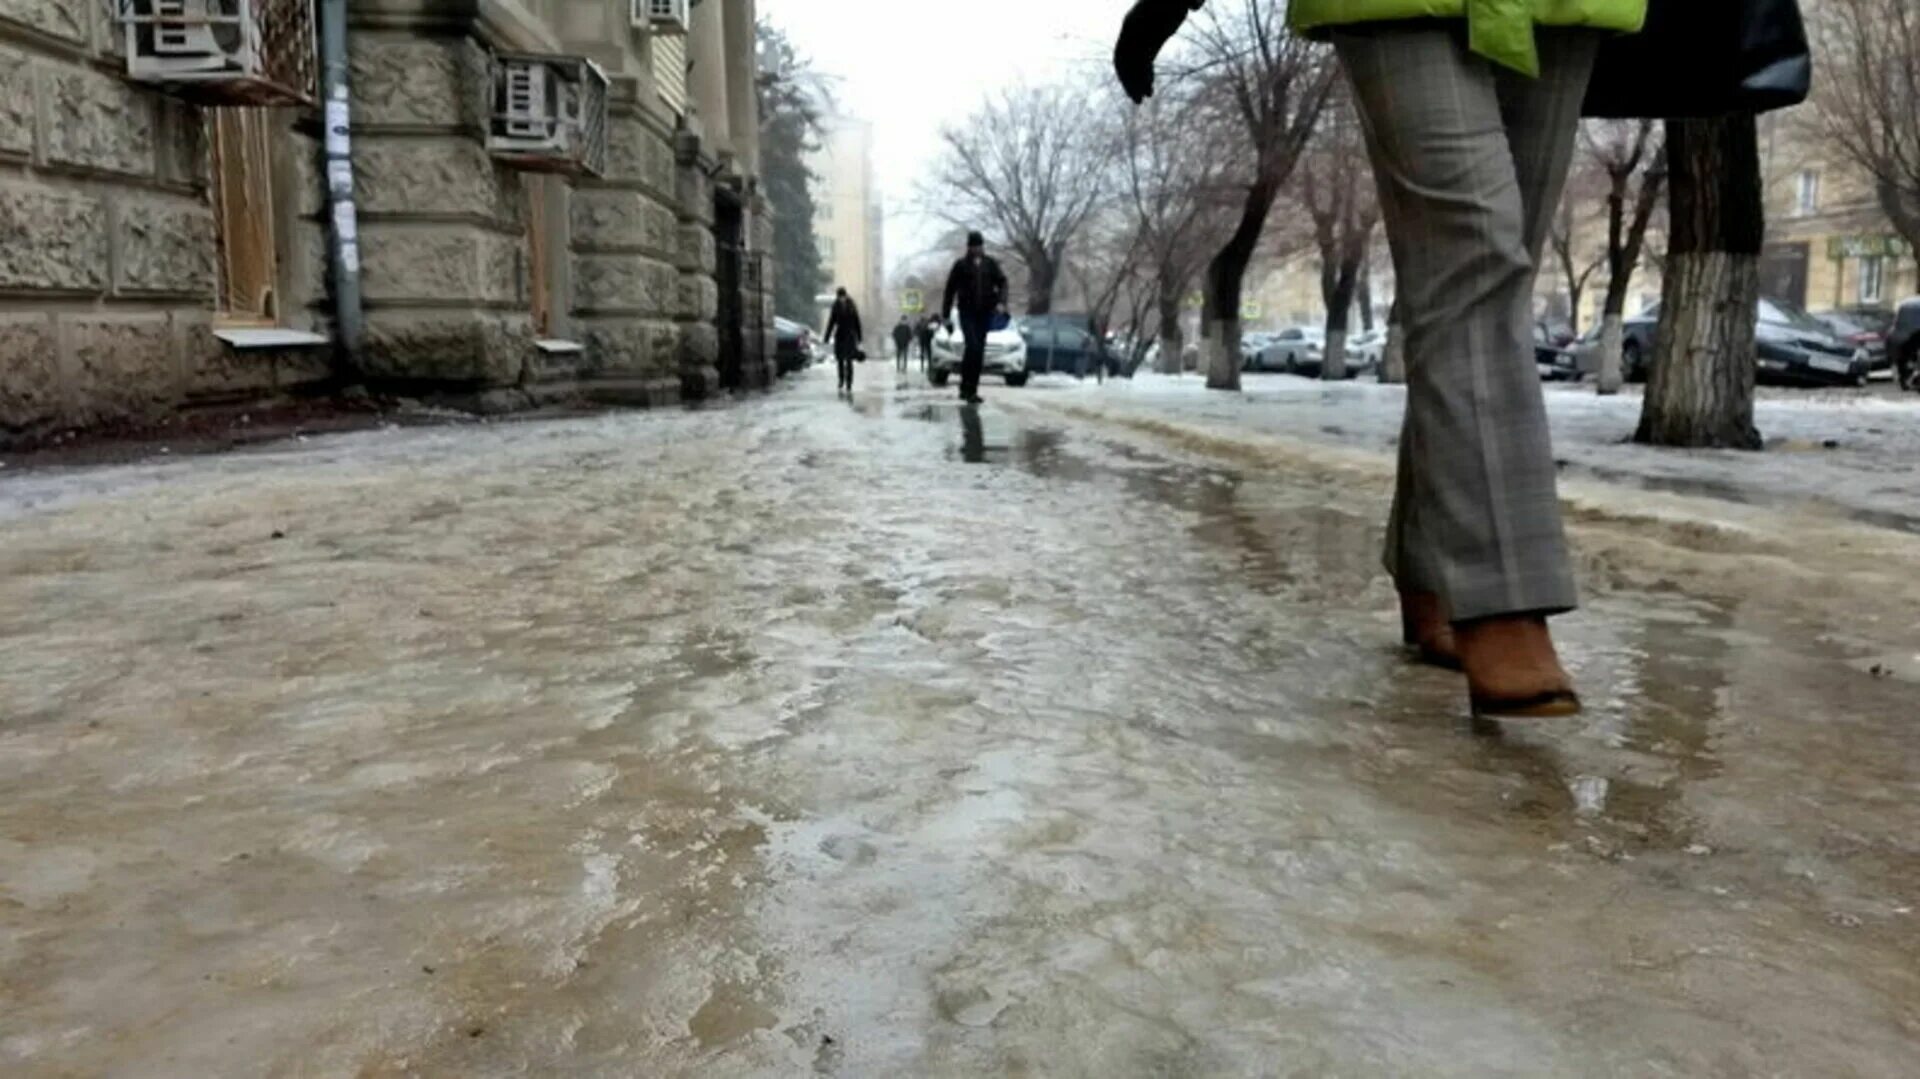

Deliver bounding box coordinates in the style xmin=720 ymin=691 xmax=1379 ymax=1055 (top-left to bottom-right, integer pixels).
xmin=1470 ymin=690 xmax=1584 ymax=720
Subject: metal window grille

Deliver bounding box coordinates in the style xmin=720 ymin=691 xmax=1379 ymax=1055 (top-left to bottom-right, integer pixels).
xmin=119 ymin=0 xmax=316 ymax=107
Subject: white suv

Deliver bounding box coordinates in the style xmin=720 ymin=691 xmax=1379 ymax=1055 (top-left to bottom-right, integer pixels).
xmin=930 ymin=321 xmax=1031 ymax=388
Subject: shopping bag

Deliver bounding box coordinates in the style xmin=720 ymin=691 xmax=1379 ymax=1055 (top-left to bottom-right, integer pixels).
xmin=1583 ymin=0 xmax=1811 ymax=119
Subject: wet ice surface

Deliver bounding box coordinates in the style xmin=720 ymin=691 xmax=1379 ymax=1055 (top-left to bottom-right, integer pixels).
xmin=1069 ymin=373 xmax=1920 ymax=534
xmin=2 ymin=371 xmax=1918 ymax=1076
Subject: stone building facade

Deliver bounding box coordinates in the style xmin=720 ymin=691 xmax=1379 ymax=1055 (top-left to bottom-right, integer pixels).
xmin=0 ymin=0 xmax=771 ymax=445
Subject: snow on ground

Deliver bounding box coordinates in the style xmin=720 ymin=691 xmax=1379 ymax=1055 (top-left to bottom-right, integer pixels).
xmin=1026 ymin=372 xmax=1920 ymax=534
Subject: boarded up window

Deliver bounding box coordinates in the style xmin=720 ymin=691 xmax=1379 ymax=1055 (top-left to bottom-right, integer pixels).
xmin=210 ymin=107 xmax=279 ymax=324
xmin=652 ymin=35 xmax=689 ymax=117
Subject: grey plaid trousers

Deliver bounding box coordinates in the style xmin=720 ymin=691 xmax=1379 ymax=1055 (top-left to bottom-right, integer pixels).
xmin=1335 ymin=23 xmax=1598 ymax=622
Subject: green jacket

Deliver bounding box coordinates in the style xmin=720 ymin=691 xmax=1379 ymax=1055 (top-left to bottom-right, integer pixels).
xmin=1290 ymin=0 xmax=1648 ymax=77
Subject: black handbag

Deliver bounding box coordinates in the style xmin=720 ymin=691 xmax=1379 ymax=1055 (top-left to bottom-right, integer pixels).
xmin=1583 ymin=0 xmax=1811 ymax=119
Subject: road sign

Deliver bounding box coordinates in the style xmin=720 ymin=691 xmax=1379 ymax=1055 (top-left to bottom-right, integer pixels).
xmin=900 ymin=288 xmax=924 ymax=313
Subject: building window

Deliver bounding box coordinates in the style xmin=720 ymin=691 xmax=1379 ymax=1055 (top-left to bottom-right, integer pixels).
xmin=819 ymin=237 xmax=835 ymax=262
xmin=1795 ymin=169 xmax=1820 ymax=216
xmin=1860 ymin=255 xmax=1886 ymax=304
xmin=210 ymin=108 xmax=279 ymax=325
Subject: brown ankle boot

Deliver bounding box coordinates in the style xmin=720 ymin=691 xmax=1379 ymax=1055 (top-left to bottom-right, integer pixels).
xmin=1400 ymin=592 xmax=1461 ymax=670
xmin=1455 ymin=616 xmax=1581 ymax=719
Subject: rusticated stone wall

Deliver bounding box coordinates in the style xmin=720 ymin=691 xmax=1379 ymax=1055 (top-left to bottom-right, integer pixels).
xmin=0 ymin=0 xmax=328 ymax=442
xmin=346 ymin=18 xmax=533 ymax=389
xmin=567 ymin=79 xmax=685 ymax=406
xmin=0 ymin=0 xmax=772 ymax=442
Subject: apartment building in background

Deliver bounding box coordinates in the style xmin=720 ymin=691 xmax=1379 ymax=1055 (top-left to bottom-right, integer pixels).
xmin=1759 ymin=113 xmax=1916 ymax=316
xmin=0 ymin=0 xmax=772 ymax=445
xmin=807 ymin=115 xmax=883 ymax=327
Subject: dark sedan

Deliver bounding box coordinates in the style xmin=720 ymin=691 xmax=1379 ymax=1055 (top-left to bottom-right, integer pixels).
xmin=1535 ymin=322 xmax=1581 ymax=381
xmin=1813 ymin=307 xmax=1894 ymax=378
xmin=1892 ymin=298 xmax=1920 ymax=391
xmin=1020 ymin=314 xmax=1116 ymax=378
xmin=774 ymin=317 xmax=813 ymax=375
xmin=1583 ymin=300 xmax=1870 ymax=387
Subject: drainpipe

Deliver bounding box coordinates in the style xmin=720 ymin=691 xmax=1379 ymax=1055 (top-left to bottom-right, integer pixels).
xmin=317 ymin=0 xmax=366 ymax=378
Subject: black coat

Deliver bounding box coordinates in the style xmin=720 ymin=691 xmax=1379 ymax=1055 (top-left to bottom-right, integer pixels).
xmin=824 ymin=299 xmax=863 ymax=360
xmin=942 ymin=254 xmax=1010 ymax=325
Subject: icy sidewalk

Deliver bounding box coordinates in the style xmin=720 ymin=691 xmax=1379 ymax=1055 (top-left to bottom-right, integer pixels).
xmin=1034 ymin=373 xmax=1920 ymax=534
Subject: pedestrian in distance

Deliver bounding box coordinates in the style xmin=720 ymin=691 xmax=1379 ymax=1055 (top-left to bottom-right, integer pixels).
xmin=917 ymin=315 xmax=938 ymax=371
xmin=892 ymin=316 xmax=914 ymax=373
xmin=1116 ymin=0 xmax=1650 ymax=720
xmin=942 ymin=231 xmax=1010 ymax=406
xmin=823 ymin=287 xmax=864 ymax=395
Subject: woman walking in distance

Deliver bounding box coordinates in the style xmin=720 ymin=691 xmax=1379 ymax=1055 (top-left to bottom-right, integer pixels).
xmin=1116 ymin=0 xmax=1646 ymax=719
xmin=823 ymin=287 xmax=864 ymax=395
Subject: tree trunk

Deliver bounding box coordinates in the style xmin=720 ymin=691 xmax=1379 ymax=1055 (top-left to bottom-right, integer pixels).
xmin=1204 ymin=179 xmax=1280 ymax=391
xmin=1322 ymin=255 xmax=1360 ymax=381
xmin=1597 ymin=313 xmax=1626 ymax=395
xmin=1357 ymin=261 xmax=1375 ymax=333
xmin=1019 ymin=245 xmax=1058 ymax=317
xmin=1635 ymin=116 xmax=1763 ymax=450
xmin=1155 ymin=279 xmax=1185 ymax=375
xmin=1380 ymin=298 xmax=1406 ymax=384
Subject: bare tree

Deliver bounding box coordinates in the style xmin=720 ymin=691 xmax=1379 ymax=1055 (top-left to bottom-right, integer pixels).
xmin=1547 ymin=182 xmax=1607 ymax=339
xmin=1587 ymin=119 xmax=1668 ymax=395
xmin=923 ymin=84 xmax=1110 ymax=315
xmin=1298 ymin=88 xmax=1380 ymax=380
xmin=1176 ymin=0 xmax=1338 ymax=391
xmin=1118 ymin=89 xmax=1238 ymax=373
xmin=1808 ymin=0 xmax=1920 ymax=251
xmin=1636 ymin=117 xmax=1763 ymax=450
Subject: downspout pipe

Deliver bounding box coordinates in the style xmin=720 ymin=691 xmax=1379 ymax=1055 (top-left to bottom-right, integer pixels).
xmin=317 ymin=0 xmax=366 ymax=378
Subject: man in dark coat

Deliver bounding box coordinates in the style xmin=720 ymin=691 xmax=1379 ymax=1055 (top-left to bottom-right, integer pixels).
xmin=942 ymin=231 xmax=1010 ymax=405
xmin=916 ymin=314 xmax=938 ymax=371
xmin=892 ymin=316 xmax=914 ymax=372
xmin=823 ymin=287 xmax=863 ymax=394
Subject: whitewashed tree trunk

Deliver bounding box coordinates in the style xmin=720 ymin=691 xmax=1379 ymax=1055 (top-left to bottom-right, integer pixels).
xmin=1322 ymin=328 xmax=1348 ymax=381
xmin=1597 ymin=313 xmax=1626 ymax=395
xmin=1380 ymin=318 xmax=1407 ymax=383
xmin=1636 ymin=116 xmax=1763 ymax=450
xmin=1638 ymin=251 xmax=1761 ymax=448
xmin=1204 ymin=317 xmax=1243 ymax=390
xmin=1156 ymin=325 xmax=1185 ymax=374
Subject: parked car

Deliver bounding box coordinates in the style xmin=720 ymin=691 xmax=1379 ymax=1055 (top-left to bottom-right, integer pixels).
xmin=1255 ymin=326 xmax=1372 ymax=378
xmin=773 ymin=317 xmax=813 ymax=375
xmin=930 ymin=321 xmax=1030 ymax=387
xmin=1812 ymin=307 xmax=1894 ymax=378
xmin=1535 ymin=322 xmax=1581 ymax=381
xmin=1020 ymin=314 xmax=1114 ymax=377
xmin=1892 ymin=298 xmax=1920 ymax=391
xmin=1239 ymin=332 xmax=1276 ymax=367
xmin=1347 ymin=329 xmax=1387 ymax=370
xmin=1254 ymin=326 xmax=1324 ymax=374
xmin=1582 ymin=299 xmax=1871 ymax=387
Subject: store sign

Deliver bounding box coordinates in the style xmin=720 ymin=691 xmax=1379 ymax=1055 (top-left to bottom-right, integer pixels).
xmin=1827 ymin=235 xmax=1912 ymax=260
xmin=900 ymin=288 xmax=924 ymax=313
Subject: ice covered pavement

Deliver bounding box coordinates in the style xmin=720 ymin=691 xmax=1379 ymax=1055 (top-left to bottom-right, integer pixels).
xmin=2 ymin=368 xmax=1918 ymax=1076
xmin=1042 ymin=372 xmax=1920 ymax=533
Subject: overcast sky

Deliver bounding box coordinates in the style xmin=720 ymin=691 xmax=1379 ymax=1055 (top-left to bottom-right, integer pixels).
xmin=759 ymin=0 xmax=1126 ymax=275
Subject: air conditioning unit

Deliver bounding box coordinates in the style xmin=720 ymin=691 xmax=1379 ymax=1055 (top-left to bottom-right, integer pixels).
xmin=487 ymin=54 xmax=611 ymax=179
xmin=634 ymin=0 xmax=691 ymax=35
xmin=118 ymin=0 xmax=316 ymax=106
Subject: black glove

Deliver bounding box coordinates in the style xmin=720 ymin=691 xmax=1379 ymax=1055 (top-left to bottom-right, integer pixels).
xmin=1114 ymin=0 xmax=1207 ymax=104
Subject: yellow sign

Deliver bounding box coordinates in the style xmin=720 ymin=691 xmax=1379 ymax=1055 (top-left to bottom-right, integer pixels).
xmin=1186 ymin=291 xmax=1205 ymax=311
xmin=1240 ymin=300 xmax=1262 ymax=321
xmin=900 ymin=289 xmax=924 ymax=313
